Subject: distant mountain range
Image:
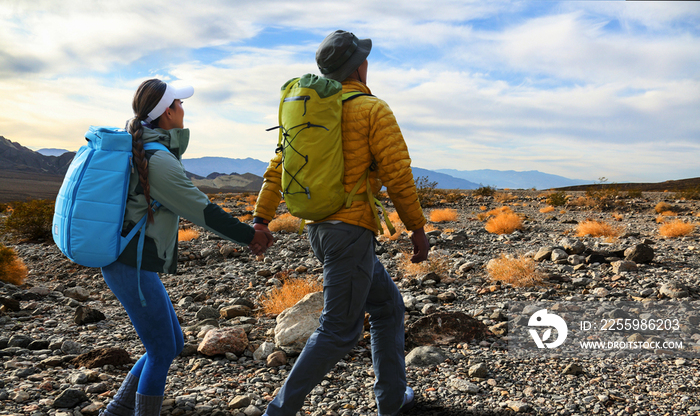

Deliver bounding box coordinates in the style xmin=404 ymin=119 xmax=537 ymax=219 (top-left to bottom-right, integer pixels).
xmin=3 ymin=137 xmax=699 ymax=203
xmin=182 ymin=157 xmax=269 ymax=178
xmin=1 ymin=137 xmax=74 ymax=175
xmin=181 ymin=157 xmax=589 ymax=190
xmin=1 ymin=137 xmax=595 ymax=199
xmin=436 ymin=169 xmax=590 ymax=190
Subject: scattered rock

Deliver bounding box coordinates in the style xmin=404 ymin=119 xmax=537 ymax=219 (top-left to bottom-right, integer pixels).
xmin=74 ymin=305 xmax=105 ymax=325
xmin=406 ymin=312 xmax=491 ymax=347
xmin=405 ymin=346 xmax=448 ymax=367
xmin=198 ymin=327 xmax=249 ymax=356
xmin=274 ymin=291 xmax=323 ymax=355
xmin=72 ymin=347 xmax=132 ymax=368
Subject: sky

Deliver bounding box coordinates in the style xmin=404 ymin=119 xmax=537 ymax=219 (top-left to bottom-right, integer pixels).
xmin=1 ymin=1 xmax=699 ymax=183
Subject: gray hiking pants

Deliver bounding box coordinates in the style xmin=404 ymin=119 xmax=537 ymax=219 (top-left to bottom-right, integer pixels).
xmin=264 ymin=222 xmax=407 ymax=415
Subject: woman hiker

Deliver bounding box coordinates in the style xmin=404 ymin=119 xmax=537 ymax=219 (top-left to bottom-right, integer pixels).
xmin=100 ymin=79 xmax=273 ymax=416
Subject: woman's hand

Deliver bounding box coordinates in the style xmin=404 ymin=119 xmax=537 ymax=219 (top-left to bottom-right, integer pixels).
xmin=249 ymin=225 xmax=274 ymax=255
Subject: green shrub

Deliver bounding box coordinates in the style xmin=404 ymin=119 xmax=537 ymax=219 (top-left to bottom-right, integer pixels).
xmin=0 ymin=244 xmax=27 ymax=286
xmin=584 ymin=177 xmax=620 ymax=211
xmin=627 ymin=189 xmax=643 ymax=198
xmin=2 ymin=199 xmax=55 ymax=242
xmin=546 ymin=191 xmax=568 ymax=207
xmin=472 ymin=185 xmax=496 ymax=197
xmin=415 ymin=176 xmax=439 ymax=207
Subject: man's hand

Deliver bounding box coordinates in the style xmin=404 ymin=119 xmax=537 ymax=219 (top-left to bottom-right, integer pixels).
xmin=410 ymin=227 xmax=429 ymax=263
xmin=249 ymin=224 xmax=274 ymax=255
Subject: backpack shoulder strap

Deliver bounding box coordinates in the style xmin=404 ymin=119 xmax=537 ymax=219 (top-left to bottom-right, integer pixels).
xmin=342 ymin=92 xmax=373 ymax=102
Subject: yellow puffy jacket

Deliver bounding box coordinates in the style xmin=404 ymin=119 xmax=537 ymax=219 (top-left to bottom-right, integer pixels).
xmin=254 ymin=79 xmax=426 ymax=234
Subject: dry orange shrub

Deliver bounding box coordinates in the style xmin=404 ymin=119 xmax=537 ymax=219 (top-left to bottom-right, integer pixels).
xmin=479 ymin=206 xmax=488 ymax=211
xmin=539 ymin=206 xmax=555 ymax=213
xmin=429 ymin=208 xmax=458 ymax=223
xmin=494 ymin=192 xmax=517 ymax=203
xmin=484 ymin=207 xmax=523 ymax=235
xmin=611 ymin=213 xmax=624 ymax=221
xmin=269 ymin=213 xmax=302 ymax=233
xmin=560 ymin=210 xmax=567 ymax=214
xmin=178 ymin=228 xmax=200 ymax=241
xmin=0 ymin=245 xmax=27 ymax=286
xmin=660 ymin=211 xmax=676 ymax=217
xmin=246 ymin=195 xmax=258 ymax=205
xmin=655 ymin=202 xmax=675 ymax=214
xmin=576 ymin=220 xmax=621 ymax=238
xmin=259 ymin=276 xmax=323 ymax=315
xmin=659 ymin=220 xmax=695 ymax=238
xmin=222 ymin=207 xmax=233 ymax=213
xmin=396 ymin=251 xmax=450 ymax=278
xmin=486 ymin=254 xmax=545 ymax=287
xmin=238 ymin=214 xmax=253 ymax=222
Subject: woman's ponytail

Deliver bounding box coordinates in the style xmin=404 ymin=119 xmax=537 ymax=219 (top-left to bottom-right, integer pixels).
xmin=129 ymin=79 xmax=167 ymax=224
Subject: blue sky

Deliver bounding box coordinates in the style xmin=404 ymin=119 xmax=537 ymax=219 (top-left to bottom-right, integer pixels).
xmin=1 ymin=1 xmax=698 ymax=183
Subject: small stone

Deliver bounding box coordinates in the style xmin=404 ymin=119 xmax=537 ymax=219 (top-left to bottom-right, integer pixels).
xmin=229 ymin=395 xmax=252 ymax=409
xmin=562 ymin=363 xmax=585 ymax=375
xmin=266 ymin=350 xmax=287 ymax=367
xmin=468 ymin=362 xmax=488 ymax=378
xmin=507 ymin=400 xmax=532 ymax=413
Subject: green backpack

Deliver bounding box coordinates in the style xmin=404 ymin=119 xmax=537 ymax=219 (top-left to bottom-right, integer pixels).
xmin=269 ymin=73 xmax=395 ymax=233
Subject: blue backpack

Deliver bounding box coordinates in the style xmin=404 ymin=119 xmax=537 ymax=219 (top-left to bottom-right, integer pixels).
xmin=53 ymin=126 xmax=165 ymax=300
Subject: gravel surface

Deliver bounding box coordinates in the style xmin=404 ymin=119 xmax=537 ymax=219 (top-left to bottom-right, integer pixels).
xmin=1 ymin=191 xmax=699 ymax=416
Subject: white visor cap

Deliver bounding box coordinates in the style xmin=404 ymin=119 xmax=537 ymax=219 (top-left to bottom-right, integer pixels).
xmin=145 ymin=83 xmax=194 ymax=123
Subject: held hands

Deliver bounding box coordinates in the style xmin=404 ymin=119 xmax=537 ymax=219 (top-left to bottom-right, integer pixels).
xmin=410 ymin=227 xmax=429 ymax=263
xmin=248 ymin=224 xmax=274 ymax=256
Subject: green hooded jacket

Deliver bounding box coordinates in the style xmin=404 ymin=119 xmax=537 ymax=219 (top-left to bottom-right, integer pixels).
xmin=117 ymin=126 xmax=255 ymax=273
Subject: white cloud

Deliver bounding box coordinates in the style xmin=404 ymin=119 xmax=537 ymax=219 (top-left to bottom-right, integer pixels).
xmin=0 ymin=1 xmax=698 ymax=183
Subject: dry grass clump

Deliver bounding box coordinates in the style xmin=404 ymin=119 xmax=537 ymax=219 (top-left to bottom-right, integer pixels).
xmin=237 ymin=214 xmax=253 ymax=222
xmin=0 ymin=244 xmax=27 ymax=286
xmin=576 ymin=220 xmax=621 ymax=238
xmin=655 ymin=202 xmax=675 ymax=214
xmin=568 ymin=196 xmax=596 ymax=209
xmin=539 ymin=206 xmax=555 ymax=213
xmin=486 ymin=254 xmax=545 ymax=287
xmin=258 ymin=276 xmax=323 ymax=315
xmin=659 ymin=220 xmax=695 ymax=238
xmin=269 ymin=213 xmax=302 ymax=233
xmin=611 ymin=213 xmax=624 ymax=222
xmin=484 ymin=207 xmax=523 ymax=235
xmin=397 ymin=251 xmax=451 ymax=278
xmin=429 ymin=208 xmax=458 ymax=223
xmin=178 ymin=228 xmax=200 ymax=242
xmin=494 ymin=192 xmax=517 ymax=203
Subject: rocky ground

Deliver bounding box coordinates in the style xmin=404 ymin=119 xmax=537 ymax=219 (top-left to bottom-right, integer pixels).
xmin=1 ymin=191 xmax=699 ymax=416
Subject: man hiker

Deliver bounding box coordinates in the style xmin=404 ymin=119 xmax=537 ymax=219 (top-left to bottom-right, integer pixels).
xmin=254 ymin=30 xmax=429 ymax=416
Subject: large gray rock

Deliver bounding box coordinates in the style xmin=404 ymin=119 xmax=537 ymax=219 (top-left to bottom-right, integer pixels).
xmin=559 ymin=237 xmax=585 ymax=254
xmin=405 ymin=346 xmax=447 ymax=367
xmin=53 ymin=388 xmax=88 ymax=408
xmin=624 ymin=244 xmax=654 ymax=264
xmin=660 ymin=281 xmax=689 ymax=299
xmin=274 ymin=291 xmax=323 ymax=355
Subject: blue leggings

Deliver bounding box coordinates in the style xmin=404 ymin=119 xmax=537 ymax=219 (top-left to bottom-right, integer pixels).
xmin=101 ymin=261 xmax=183 ymax=396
